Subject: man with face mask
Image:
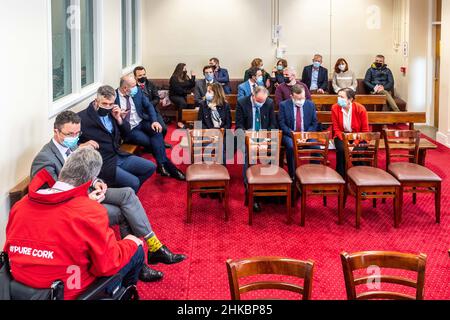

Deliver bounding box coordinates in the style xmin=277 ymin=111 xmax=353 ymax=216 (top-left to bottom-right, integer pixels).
xmin=236 ymin=86 xmax=278 ymax=212
xmin=133 ymin=66 xmax=170 ymax=145
xmin=194 ymin=65 xmax=218 ymax=108
xmin=302 ymin=54 xmax=329 ymax=94
xmin=364 ymin=54 xmax=400 ymax=112
xmin=209 ymin=57 xmax=231 ymax=94
xmin=77 ymin=85 xmax=157 ymax=193
xmin=115 ymin=75 xmax=185 ymax=181
xmin=275 ymin=67 xmax=312 ymax=106
xmin=278 ymin=85 xmax=319 ymax=179
xmin=238 ymin=67 xmax=264 ymax=100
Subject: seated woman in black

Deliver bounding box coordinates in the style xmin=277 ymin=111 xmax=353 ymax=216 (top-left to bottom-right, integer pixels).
xmin=169 ymin=63 xmax=196 ymax=128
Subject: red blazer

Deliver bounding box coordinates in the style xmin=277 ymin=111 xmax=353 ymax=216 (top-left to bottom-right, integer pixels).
xmin=4 ymin=169 xmax=138 ymax=300
xmin=331 ymin=102 xmax=370 ymax=140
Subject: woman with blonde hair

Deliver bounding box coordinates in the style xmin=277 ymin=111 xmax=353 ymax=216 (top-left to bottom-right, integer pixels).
xmin=198 ymin=83 xmax=231 ymax=130
xmin=243 ymin=58 xmax=271 ymax=89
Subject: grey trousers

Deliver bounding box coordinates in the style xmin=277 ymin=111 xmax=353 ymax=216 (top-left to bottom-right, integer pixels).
xmin=102 ymin=187 xmax=154 ymax=239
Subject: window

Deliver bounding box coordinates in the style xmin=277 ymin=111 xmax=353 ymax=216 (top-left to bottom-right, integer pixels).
xmin=50 ymin=0 xmax=102 ymax=113
xmin=122 ymin=0 xmax=140 ymax=70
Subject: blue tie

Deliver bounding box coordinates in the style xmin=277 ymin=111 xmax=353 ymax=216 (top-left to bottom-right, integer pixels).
xmin=255 ymin=106 xmax=261 ymax=132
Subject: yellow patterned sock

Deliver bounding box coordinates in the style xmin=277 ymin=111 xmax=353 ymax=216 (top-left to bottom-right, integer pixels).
xmin=146 ymin=235 xmax=163 ymax=253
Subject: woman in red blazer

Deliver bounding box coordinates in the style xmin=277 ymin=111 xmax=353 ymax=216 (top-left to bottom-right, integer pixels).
xmin=332 ymin=88 xmax=370 ymax=177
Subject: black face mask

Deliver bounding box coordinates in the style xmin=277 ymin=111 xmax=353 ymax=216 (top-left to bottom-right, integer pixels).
xmin=137 ymin=77 xmax=147 ymax=84
xmin=284 ymin=77 xmax=291 ymax=84
xmin=375 ymin=62 xmax=383 ymax=69
xmin=97 ymin=107 xmax=112 ymax=117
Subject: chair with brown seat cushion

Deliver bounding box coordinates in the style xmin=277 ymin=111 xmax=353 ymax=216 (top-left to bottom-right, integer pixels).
xmin=245 ymin=131 xmax=292 ymax=225
xmin=226 ymin=257 xmax=315 ymax=300
xmin=384 ymin=129 xmax=442 ymax=225
xmin=186 ymin=129 xmax=230 ymax=223
xmin=292 ymin=132 xmax=345 ymax=226
xmin=343 ymin=132 xmax=401 ymax=228
xmin=341 ymin=251 xmax=427 ymax=300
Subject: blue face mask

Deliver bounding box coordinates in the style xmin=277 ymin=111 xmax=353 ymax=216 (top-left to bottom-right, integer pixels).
xmin=63 ymin=136 xmax=79 ymax=150
xmin=313 ymin=61 xmax=321 ymax=68
xmin=277 ymin=65 xmax=284 ymax=71
xmin=205 ymin=74 xmax=214 ymax=82
xmin=205 ymin=92 xmax=214 ymax=102
xmin=129 ymin=86 xmax=138 ymax=97
xmin=256 ymin=76 xmax=264 ymax=86
xmin=338 ymin=97 xmax=348 ymax=108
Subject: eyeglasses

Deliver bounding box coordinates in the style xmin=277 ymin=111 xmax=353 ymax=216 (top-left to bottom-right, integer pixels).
xmin=59 ymin=130 xmax=82 ymax=138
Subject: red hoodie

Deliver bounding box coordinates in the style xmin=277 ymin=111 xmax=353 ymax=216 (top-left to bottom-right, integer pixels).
xmin=3 ymin=169 xmax=138 ymax=300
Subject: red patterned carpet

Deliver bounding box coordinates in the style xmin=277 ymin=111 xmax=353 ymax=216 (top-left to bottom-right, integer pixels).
xmin=135 ymin=126 xmax=449 ymax=300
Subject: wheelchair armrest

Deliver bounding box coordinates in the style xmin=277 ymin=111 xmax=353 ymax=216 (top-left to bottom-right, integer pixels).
xmin=77 ymin=274 xmax=122 ymax=300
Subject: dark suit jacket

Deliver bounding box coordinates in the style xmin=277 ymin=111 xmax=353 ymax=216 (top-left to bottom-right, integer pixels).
xmin=139 ymin=79 xmax=160 ymax=109
xmin=114 ymin=88 xmax=157 ymax=124
xmin=236 ymin=96 xmax=278 ymax=131
xmin=194 ymin=79 xmax=218 ymax=107
xmin=78 ymin=102 xmax=132 ymax=186
xmin=278 ymin=99 xmax=318 ymax=137
xmin=302 ymin=65 xmax=329 ymax=91
xmin=30 ymin=140 xmax=66 ymax=181
xmin=197 ymin=100 xmax=232 ymax=129
xmin=214 ymin=68 xmax=231 ymax=94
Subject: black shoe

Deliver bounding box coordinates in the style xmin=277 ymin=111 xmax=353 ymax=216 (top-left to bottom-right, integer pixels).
xmin=200 ymin=193 xmax=208 ymax=199
xmin=164 ymin=142 xmax=173 ymax=149
xmin=253 ymin=202 xmax=262 ymax=213
xmin=148 ymin=246 xmax=187 ymax=265
xmin=170 ymin=168 xmax=186 ymax=181
xmin=157 ymin=164 xmax=171 ymax=177
xmin=138 ymin=264 xmax=164 ymax=282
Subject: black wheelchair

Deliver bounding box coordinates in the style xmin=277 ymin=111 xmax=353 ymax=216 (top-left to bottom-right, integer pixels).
xmin=0 ymin=252 xmax=139 ymax=300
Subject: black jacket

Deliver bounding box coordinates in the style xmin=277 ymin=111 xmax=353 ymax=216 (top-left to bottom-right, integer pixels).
xmin=302 ymin=65 xmax=329 ymax=91
xmin=139 ymin=79 xmax=160 ymax=109
xmin=236 ymin=96 xmax=278 ymax=131
xmin=169 ymin=76 xmax=196 ymax=97
xmin=197 ymin=100 xmax=232 ymax=129
xmin=78 ymin=102 xmax=132 ymax=186
xmin=364 ymin=64 xmax=395 ymax=92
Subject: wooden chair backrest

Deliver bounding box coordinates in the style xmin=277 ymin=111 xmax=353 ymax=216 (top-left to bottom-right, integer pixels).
xmin=292 ymin=132 xmax=330 ymax=167
xmin=188 ymin=129 xmax=225 ymax=164
xmin=383 ymin=129 xmax=420 ymax=167
xmin=226 ymin=257 xmax=315 ymax=300
xmin=245 ymin=130 xmax=282 ymax=166
xmin=343 ymin=132 xmax=381 ymax=170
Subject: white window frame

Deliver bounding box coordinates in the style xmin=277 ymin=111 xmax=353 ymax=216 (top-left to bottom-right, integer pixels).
xmin=47 ymin=0 xmax=104 ymax=117
xmin=122 ymin=0 xmax=141 ymax=75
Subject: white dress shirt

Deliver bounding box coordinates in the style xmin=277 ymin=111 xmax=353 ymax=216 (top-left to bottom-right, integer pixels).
xmin=52 ymin=138 xmax=71 ymax=161
xmin=118 ymin=90 xmax=142 ymax=130
xmin=342 ymin=104 xmax=353 ymax=133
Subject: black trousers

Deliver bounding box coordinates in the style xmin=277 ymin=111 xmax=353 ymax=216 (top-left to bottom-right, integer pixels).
xmin=170 ymin=95 xmax=194 ymax=120
xmin=334 ymin=138 xmax=369 ymax=178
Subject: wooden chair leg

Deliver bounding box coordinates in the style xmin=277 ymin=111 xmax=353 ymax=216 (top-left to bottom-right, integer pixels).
xmin=300 ymin=185 xmax=307 ymax=227
xmin=323 ymin=196 xmax=327 ymax=207
xmin=373 ymin=193 xmax=377 ymax=208
xmin=413 ymin=187 xmax=417 ymax=205
xmin=287 ymin=184 xmax=292 ymax=225
xmin=224 ymin=182 xmax=230 ymax=222
xmin=355 ymin=188 xmax=362 ymax=229
xmin=398 ymin=186 xmax=404 ymax=225
xmin=338 ymin=185 xmax=344 ymax=225
xmin=248 ymin=185 xmax=254 ymax=226
xmin=435 ymin=182 xmax=441 ymax=224
xmin=394 ymin=187 xmax=400 ymax=228
xmin=187 ymin=184 xmax=192 ymax=224
xmin=343 ymin=184 xmax=348 ymax=208
xmin=244 ymin=187 xmax=249 ymax=206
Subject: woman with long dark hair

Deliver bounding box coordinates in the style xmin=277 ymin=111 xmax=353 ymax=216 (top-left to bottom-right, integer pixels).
xmin=169 ymin=63 xmax=196 ymax=128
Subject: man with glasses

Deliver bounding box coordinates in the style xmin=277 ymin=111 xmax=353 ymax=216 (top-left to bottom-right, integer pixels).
xmin=31 ymin=110 xmax=186 ymax=284
xmin=194 ymin=65 xmax=218 ymax=108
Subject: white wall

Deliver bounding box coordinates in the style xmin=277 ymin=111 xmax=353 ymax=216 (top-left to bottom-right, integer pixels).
xmin=0 ymin=0 xmax=140 ymax=248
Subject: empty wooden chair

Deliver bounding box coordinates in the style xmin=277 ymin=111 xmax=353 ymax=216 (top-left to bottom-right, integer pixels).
xmin=384 ymin=129 xmax=442 ymax=226
xmin=343 ymin=132 xmax=401 ymax=228
xmin=186 ymin=129 xmax=230 ymax=223
xmin=340 ymin=251 xmax=427 ymax=300
xmin=292 ymin=132 xmax=345 ymax=226
xmin=245 ymin=131 xmax=292 ymax=225
xmin=226 ymin=257 xmax=315 ymax=300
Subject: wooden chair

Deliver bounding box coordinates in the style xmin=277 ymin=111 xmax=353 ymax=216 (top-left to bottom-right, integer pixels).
xmin=226 ymin=257 xmax=315 ymax=300
xmin=341 ymin=251 xmax=427 ymax=300
xmin=292 ymin=132 xmax=345 ymax=226
xmin=384 ymin=130 xmax=442 ymax=226
xmin=186 ymin=129 xmax=230 ymax=223
xmin=245 ymin=131 xmax=292 ymax=225
xmin=343 ymin=132 xmax=401 ymax=228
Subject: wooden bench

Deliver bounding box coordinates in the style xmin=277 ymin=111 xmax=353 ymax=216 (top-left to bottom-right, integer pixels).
xmin=120 ymin=144 xmax=139 ymax=154
xmin=186 ymin=94 xmax=386 ymax=111
xmin=9 ymin=176 xmax=31 ymax=210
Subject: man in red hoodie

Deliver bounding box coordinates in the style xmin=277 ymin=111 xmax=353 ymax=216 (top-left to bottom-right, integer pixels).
xmin=4 ymin=147 xmax=144 ymax=300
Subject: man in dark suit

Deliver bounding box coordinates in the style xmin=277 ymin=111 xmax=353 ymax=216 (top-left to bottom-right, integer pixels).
xmin=302 ymin=54 xmax=329 ymax=94
xmin=236 ymin=86 xmax=278 ymax=212
xmin=278 ymin=84 xmax=319 ymax=179
xmin=133 ymin=66 xmax=171 ymax=145
xmin=209 ymin=57 xmax=231 ymax=94
xmin=115 ymin=75 xmax=185 ymax=181
xmin=194 ymin=65 xmax=218 ymax=107
xmin=78 ymin=85 xmax=156 ymax=193
xmin=30 ymin=110 xmax=186 ymax=283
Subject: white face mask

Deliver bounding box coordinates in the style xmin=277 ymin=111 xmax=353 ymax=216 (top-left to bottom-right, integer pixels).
xmin=294 ymin=99 xmax=305 ymax=106
xmin=339 ymin=64 xmax=346 ymax=71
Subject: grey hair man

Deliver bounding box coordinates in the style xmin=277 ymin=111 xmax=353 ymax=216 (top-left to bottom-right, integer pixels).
xmin=31 ymin=109 xmax=186 ymax=283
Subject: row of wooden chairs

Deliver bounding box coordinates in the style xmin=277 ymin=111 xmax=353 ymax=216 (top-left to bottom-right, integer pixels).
xmin=226 ymin=251 xmax=428 ymax=300
xmin=185 ymin=129 xmax=442 ymax=229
